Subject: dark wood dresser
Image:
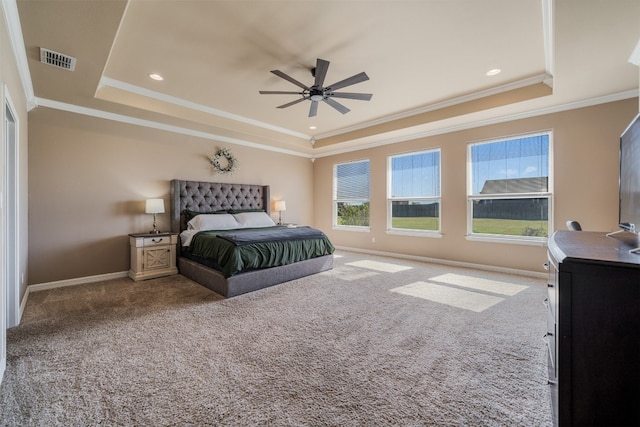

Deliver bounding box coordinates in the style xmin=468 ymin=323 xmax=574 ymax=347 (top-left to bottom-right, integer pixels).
xmin=546 ymin=231 xmax=640 ymax=426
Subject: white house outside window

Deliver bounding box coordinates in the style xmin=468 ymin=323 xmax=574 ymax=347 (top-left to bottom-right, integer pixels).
xmin=468 ymin=132 xmax=552 ymax=241
xmin=388 ymin=149 xmax=441 ymax=234
xmin=334 ymin=160 xmax=370 ymax=229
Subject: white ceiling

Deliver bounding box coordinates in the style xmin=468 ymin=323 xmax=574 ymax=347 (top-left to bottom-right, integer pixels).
xmin=13 ymin=0 xmax=640 ymax=156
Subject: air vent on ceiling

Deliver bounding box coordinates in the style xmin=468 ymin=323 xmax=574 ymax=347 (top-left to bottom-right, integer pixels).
xmin=40 ymin=48 xmax=76 ymax=71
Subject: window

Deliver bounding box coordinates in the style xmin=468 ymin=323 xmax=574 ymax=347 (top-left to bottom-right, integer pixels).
xmin=388 ymin=149 xmax=441 ymax=233
xmin=468 ymin=132 xmax=551 ymax=240
xmin=334 ymin=160 xmax=370 ymax=228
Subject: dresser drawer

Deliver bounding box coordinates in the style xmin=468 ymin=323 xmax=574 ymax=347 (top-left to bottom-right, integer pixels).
xmin=547 ymin=350 xmax=558 ymax=425
xmin=545 ymin=306 xmax=556 ymax=376
xmin=546 ymin=254 xmax=558 ymax=319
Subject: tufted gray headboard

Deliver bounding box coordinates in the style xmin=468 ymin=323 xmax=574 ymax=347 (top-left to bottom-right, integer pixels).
xmin=170 ymin=180 xmax=270 ymax=233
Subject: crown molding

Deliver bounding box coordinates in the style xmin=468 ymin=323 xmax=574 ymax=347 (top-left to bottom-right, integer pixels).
xmin=35 ymin=97 xmax=313 ymax=158
xmin=312 ymin=89 xmax=639 ymax=158
xmin=98 ymin=77 xmax=311 ymax=140
xmin=314 ymin=73 xmax=553 ymax=141
xmin=35 ymin=87 xmax=638 ymax=161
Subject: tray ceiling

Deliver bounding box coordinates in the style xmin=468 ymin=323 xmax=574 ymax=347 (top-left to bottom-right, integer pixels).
xmin=14 ymin=0 xmax=640 ymax=155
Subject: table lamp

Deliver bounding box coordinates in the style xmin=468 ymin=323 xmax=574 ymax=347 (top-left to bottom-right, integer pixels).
xmin=274 ymin=200 xmax=286 ymax=225
xmin=145 ymin=198 xmax=165 ymax=234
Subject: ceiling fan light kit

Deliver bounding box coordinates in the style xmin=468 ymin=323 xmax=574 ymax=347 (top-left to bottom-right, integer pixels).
xmin=259 ymin=58 xmax=372 ymax=117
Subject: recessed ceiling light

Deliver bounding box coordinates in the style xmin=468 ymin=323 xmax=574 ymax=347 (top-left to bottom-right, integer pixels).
xmin=486 ymin=68 xmax=501 ymax=76
xmin=309 ymin=126 xmax=317 ymax=130
xmin=149 ymin=73 xmax=164 ymax=81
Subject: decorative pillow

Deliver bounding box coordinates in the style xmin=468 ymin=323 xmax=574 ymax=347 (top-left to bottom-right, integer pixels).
xmin=232 ymin=211 xmax=276 ymax=228
xmin=187 ymin=213 xmax=240 ymax=231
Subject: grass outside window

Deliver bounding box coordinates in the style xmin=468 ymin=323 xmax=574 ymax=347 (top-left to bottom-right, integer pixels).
xmin=391 ymin=217 xmax=439 ymax=231
xmin=472 ymin=218 xmax=548 ymax=237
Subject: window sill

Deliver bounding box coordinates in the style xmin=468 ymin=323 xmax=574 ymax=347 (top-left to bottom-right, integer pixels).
xmin=386 ymin=230 xmax=443 ymax=239
xmin=332 ymin=226 xmax=370 ymax=233
xmin=465 ymin=234 xmax=548 ymax=246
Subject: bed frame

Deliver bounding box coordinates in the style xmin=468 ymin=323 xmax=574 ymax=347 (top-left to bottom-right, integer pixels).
xmin=170 ymin=179 xmax=333 ymax=297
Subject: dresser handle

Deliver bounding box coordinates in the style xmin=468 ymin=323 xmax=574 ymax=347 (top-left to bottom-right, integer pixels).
xmin=543 ymin=262 xmax=549 ymax=271
xmin=152 ymin=238 xmax=164 ymax=243
xmin=547 ymin=379 xmax=557 ymax=386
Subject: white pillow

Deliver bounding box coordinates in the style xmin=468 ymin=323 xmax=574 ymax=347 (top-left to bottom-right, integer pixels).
xmin=187 ymin=214 xmax=239 ymax=231
xmin=233 ymin=212 xmax=276 ymax=228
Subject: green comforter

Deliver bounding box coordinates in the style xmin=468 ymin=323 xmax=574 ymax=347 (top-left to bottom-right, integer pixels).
xmin=185 ymin=226 xmax=335 ymax=278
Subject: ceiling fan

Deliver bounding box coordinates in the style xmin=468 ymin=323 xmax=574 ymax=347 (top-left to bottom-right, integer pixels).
xmin=259 ymin=58 xmax=372 ymax=117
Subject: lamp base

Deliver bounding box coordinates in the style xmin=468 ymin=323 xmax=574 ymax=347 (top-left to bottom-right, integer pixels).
xmin=149 ymin=213 xmax=160 ymax=234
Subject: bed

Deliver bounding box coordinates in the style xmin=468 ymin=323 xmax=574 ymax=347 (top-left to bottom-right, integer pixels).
xmin=170 ymin=179 xmax=334 ymax=297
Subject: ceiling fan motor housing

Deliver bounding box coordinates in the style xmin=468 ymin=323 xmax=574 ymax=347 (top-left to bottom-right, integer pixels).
xmin=309 ymin=87 xmax=325 ymax=101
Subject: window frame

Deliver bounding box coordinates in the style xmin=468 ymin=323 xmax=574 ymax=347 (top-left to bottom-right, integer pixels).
xmin=333 ymin=159 xmax=371 ymax=231
xmin=387 ymin=148 xmax=442 ymax=237
xmin=466 ymin=131 xmax=553 ymax=244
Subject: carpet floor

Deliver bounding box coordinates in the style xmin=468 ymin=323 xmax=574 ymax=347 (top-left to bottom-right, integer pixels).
xmin=0 ymin=250 xmax=552 ymax=426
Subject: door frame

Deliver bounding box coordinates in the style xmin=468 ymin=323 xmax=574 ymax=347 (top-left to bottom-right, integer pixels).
xmin=1 ymin=86 xmax=20 ymax=383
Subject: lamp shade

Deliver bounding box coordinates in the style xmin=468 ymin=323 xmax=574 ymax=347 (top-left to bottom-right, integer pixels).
xmin=145 ymin=198 xmax=165 ymax=214
xmin=274 ymin=200 xmax=286 ymax=212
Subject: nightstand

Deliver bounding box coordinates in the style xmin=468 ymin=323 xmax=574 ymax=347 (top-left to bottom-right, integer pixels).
xmin=128 ymin=232 xmax=178 ymax=281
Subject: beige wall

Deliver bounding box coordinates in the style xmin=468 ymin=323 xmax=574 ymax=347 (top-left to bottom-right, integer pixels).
xmin=26 ymin=98 xmax=640 ymax=283
xmin=1 ymin=6 xmax=30 ymax=303
xmin=314 ymin=98 xmax=639 ymax=274
xmin=27 ymin=107 xmax=314 ymax=284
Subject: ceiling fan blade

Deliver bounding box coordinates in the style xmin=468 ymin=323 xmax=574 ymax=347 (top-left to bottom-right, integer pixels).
xmin=314 ymin=58 xmax=330 ymax=88
xmin=271 ymin=70 xmax=309 ymax=90
xmin=309 ymin=100 xmax=319 ymax=117
xmin=326 ymin=72 xmax=369 ymax=91
xmin=327 ymin=92 xmax=373 ymax=101
xmin=277 ymin=98 xmax=307 ymax=109
xmin=323 ymin=97 xmax=350 ymax=115
xmin=259 ymin=90 xmax=304 ymax=95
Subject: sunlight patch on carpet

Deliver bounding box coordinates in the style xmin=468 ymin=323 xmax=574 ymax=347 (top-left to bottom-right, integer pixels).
xmin=429 ymin=273 xmax=528 ymax=296
xmin=347 ymin=260 xmax=413 ymax=273
xmin=390 ymin=281 xmax=504 ymax=312
xmin=324 ymin=266 xmax=379 ymax=281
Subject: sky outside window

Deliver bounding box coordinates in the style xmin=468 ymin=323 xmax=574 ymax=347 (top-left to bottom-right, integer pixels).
xmin=391 ymin=150 xmax=440 ymax=198
xmin=471 ymin=134 xmax=549 ymax=195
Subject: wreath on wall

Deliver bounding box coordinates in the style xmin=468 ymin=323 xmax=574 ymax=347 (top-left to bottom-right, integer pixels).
xmin=210 ymin=147 xmax=238 ymax=174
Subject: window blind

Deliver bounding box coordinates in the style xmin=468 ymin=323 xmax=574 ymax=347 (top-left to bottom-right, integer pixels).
xmin=336 ymin=160 xmax=370 ymax=200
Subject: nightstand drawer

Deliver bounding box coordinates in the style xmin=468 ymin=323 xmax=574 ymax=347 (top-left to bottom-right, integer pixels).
xmin=143 ymin=236 xmax=171 ymax=246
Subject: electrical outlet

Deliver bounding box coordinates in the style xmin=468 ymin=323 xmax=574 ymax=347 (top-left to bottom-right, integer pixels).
xmin=371 ymin=237 xmax=376 ymax=243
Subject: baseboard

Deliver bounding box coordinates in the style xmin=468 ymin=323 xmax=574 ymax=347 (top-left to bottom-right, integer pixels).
xmin=18 ymin=287 xmax=30 ymax=322
xmin=13 ymin=271 xmax=129 ymax=328
xmin=0 ymin=356 xmax=5 ymax=386
xmin=28 ymin=271 xmax=130 ymax=293
xmin=334 ymin=246 xmax=547 ymax=279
